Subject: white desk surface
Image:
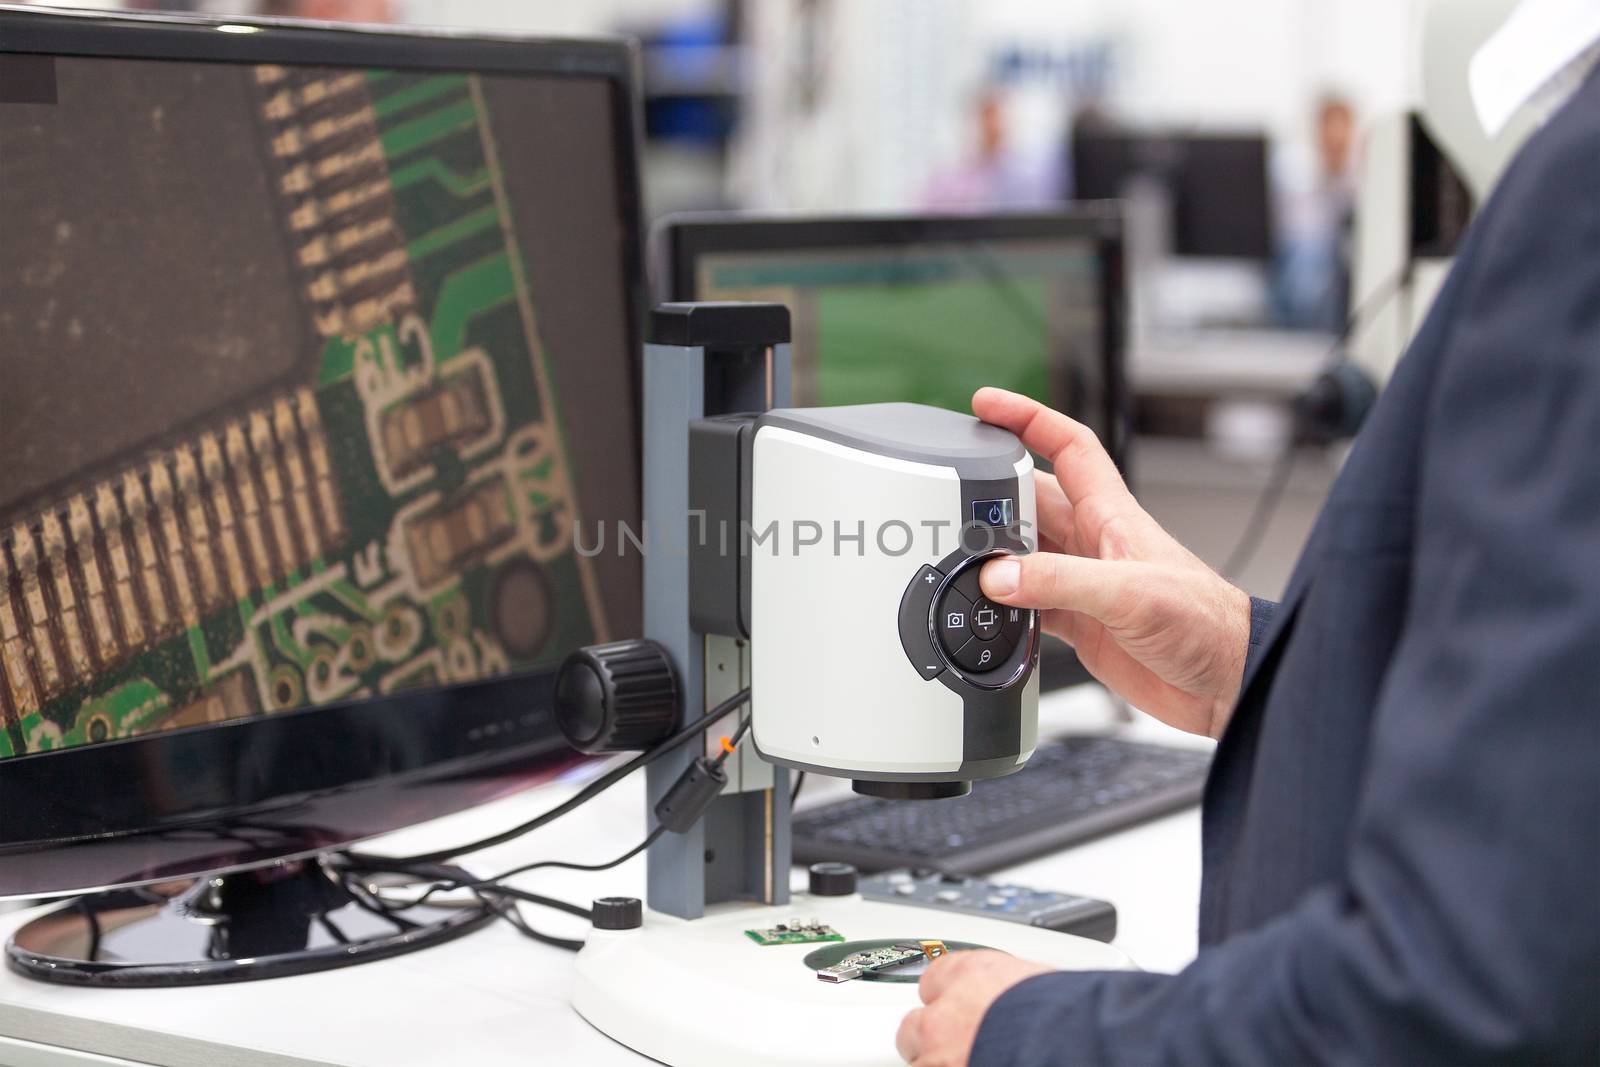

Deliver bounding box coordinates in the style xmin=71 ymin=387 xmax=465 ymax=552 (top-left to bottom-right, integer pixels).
xmin=1132 ymin=329 xmax=1333 ymax=397
xmin=0 ymin=686 xmax=1210 ymax=1067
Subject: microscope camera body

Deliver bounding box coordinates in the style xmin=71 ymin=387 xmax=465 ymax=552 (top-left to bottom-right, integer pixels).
xmin=749 ymin=404 xmax=1041 ymax=798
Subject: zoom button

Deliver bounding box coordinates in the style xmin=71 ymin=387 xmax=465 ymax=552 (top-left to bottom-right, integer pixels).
xmin=951 ymin=632 xmax=1014 ymax=674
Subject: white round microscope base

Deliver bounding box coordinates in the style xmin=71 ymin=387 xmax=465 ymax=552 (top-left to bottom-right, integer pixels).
xmin=572 ymin=894 xmax=1135 ymax=1067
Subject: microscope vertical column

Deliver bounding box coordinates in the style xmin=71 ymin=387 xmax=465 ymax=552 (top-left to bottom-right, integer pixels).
xmin=642 ymin=303 xmax=793 ymax=919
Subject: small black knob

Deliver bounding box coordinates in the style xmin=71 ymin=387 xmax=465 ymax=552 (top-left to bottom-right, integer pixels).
xmin=592 ymin=896 xmax=643 ymax=931
xmin=554 ymin=640 xmax=679 ymax=754
xmin=808 ymin=862 xmax=858 ymax=897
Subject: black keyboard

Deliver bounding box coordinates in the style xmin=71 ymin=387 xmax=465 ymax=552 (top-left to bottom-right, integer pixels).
xmin=792 ymin=736 xmax=1211 ymax=874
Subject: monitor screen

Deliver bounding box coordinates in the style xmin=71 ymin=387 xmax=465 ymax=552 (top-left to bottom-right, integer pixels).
xmin=1072 ymin=131 xmax=1272 ymax=261
xmin=0 ymin=46 xmax=641 ymax=763
xmin=671 ymin=218 xmax=1124 ymax=468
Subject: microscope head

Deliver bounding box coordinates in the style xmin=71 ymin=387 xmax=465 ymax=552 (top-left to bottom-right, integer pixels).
xmin=747 ymin=403 xmax=1041 ymax=799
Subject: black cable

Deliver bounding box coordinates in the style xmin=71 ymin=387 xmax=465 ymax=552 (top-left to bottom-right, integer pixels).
xmin=334 ymin=856 xmax=590 ymax=951
xmin=496 ymin=911 xmax=584 ymax=952
xmin=348 ymin=808 xmax=669 ymax=952
xmin=790 ymin=770 xmax=806 ymax=807
xmin=475 ymin=823 xmax=666 ymax=887
xmin=343 ymin=854 xmax=602 ymax=949
xmin=1221 ymin=441 xmax=1299 ymax=579
xmin=472 ymin=711 xmax=763 ymax=889
xmin=356 ymin=686 xmax=751 ymax=866
xmin=473 ymin=889 xmax=585 ymax=952
xmin=344 ymin=689 xmax=758 ymax=951
xmin=349 ymin=823 xmax=666 ymax=916
xmin=351 ymin=741 xmax=736 ymax=913
xmin=1220 ymin=268 xmax=1412 ymax=579
xmin=713 ymin=714 xmax=752 ymax=766
xmin=475 ymin=884 xmax=597 ymax=919
xmin=416 ymin=799 xmax=673 ymax=951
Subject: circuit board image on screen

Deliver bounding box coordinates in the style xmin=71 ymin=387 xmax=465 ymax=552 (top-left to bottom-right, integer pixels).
xmin=0 ymin=55 xmax=640 ymax=759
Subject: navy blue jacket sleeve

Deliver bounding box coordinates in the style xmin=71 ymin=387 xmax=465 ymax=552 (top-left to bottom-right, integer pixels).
xmin=971 ymin=88 xmax=1600 ymax=1067
xmin=1241 ymin=596 xmax=1275 ymax=681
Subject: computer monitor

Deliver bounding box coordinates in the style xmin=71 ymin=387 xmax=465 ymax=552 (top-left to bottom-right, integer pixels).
xmin=1072 ymin=129 xmax=1273 ymax=261
xmin=0 ymin=7 xmax=643 ymax=972
xmin=1409 ymin=115 xmax=1475 ymax=258
xmin=661 ymin=210 xmax=1127 ymax=468
xmin=659 ymin=210 xmax=1127 ymax=689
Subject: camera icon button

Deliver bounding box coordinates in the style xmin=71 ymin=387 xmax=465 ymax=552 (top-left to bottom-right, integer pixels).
xmin=934 ymin=587 xmax=974 ymax=655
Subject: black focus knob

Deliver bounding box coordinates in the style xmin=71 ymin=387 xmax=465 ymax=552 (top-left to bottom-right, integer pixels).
xmin=808 ymin=861 xmax=858 ymax=897
xmin=554 ymin=639 xmax=680 ymax=754
xmin=592 ymin=896 xmax=643 ymax=931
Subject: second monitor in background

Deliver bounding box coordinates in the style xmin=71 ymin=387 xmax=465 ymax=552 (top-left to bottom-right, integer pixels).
xmin=1071 ymin=130 xmax=1273 ymax=262
xmin=659 ymin=210 xmax=1128 ymax=477
xmin=658 ymin=210 xmax=1128 ymax=690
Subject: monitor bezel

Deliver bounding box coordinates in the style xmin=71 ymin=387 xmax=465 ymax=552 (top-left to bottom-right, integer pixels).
xmin=658 ymin=208 xmax=1130 ymax=475
xmin=0 ymin=6 xmax=648 ymax=897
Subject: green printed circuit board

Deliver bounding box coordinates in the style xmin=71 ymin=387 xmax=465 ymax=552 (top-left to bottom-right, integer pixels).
xmin=744 ymin=920 xmax=846 ymax=947
xmin=0 ymin=65 xmax=608 ymax=758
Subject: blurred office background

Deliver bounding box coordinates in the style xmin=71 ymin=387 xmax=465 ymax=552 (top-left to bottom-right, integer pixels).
xmin=22 ymin=0 xmax=1454 ymax=601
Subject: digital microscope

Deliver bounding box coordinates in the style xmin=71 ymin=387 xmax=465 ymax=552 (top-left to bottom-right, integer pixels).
xmin=552 ymin=303 xmax=1130 ymax=1066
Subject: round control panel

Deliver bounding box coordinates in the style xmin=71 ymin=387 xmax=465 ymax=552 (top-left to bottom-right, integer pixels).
xmin=896 ymin=551 xmax=1038 ymax=688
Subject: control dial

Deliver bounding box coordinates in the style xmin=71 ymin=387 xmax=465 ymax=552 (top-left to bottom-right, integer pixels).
xmin=554 ymin=639 xmax=680 ymax=753
xmin=897 ymin=553 xmax=1038 ymax=686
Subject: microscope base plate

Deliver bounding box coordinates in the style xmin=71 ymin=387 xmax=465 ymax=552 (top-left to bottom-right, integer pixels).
xmin=573 ymin=893 xmax=1134 ymax=1067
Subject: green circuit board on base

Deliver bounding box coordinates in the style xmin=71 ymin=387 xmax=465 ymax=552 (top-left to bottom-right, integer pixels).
xmin=744 ymin=920 xmax=846 ymax=947
xmin=0 ymin=60 xmax=621 ymax=759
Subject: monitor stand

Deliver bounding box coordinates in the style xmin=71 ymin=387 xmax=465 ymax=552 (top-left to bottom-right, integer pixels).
xmin=5 ymin=856 xmax=494 ymax=987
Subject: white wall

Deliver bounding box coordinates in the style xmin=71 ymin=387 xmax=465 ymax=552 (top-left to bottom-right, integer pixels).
xmin=732 ymin=0 xmax=977 ymax=213
xmin=376 ymin=0 xmax=1421 ymax=215
xmin=734 ymin=0 xmax=1421 ymax=212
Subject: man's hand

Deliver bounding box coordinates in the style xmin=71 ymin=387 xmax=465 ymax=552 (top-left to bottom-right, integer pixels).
xmin=973 ymin=388 xmax=1252 ymax=738
xmin=896 ymin=950 xmax=1053 ymax=1066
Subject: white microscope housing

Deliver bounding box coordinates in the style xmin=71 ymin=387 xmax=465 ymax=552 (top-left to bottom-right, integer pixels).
xmin=748 ymin=403 xmax=1041 ymax=799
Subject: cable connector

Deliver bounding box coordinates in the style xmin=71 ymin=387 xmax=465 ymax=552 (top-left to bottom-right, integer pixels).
xmin=654 ymin=756 xmax=729 ymax=833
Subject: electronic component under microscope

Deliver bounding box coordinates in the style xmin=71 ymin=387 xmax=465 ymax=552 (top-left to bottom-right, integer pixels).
xmin=815 ymin=940 xmax=948 ymax=984
xmin=743 ymin=919 xmax=845 ymax=947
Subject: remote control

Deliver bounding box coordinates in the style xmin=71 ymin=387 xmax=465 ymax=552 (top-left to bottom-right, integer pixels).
xmin=857 ymin=868 xmax=1118 ymax=943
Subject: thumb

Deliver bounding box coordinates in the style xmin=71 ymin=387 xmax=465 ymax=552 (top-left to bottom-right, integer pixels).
xmin=979 ymin=552 xmax=1137 ymax=626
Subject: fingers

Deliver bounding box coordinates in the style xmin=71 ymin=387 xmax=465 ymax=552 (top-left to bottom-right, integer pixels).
xmin=973 ymin=388 xmax=1129 ymax=508
xmin=979 ymin=552 xmax=1134 ymax=625
xmin=918 ymin=950 xmax=970 ymax=1004
xmin=1049 ymin=613 xmax=1210 ymax=729
xmin=895 ymin=1007 xmax=924 ymax=1064
xmin=1030 ymin=470 xmax=1075 ymax=554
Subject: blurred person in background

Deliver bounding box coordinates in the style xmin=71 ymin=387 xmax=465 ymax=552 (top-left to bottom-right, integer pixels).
xmin=924 ymin=89 xmax=1059 ymax=212
xmin=1271 ymin=92 xmax=1360 ymax=332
